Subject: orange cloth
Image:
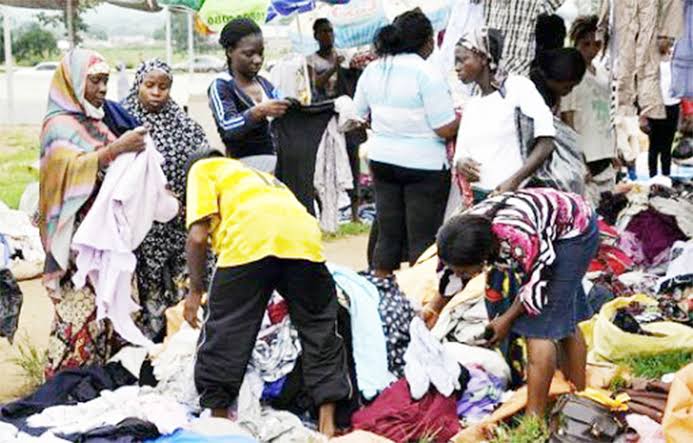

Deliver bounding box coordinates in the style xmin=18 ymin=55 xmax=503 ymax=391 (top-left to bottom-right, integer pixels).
xmin=663 ymin=364 xmax=693 ymax=443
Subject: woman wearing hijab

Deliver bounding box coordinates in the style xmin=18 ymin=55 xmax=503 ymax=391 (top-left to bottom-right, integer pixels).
xmin=453 ymin=27 xmax=557 ymax=201
xmin=122 ymin=59 xmax=212 ymax=342
xmin=39 ymin=49 xmax=146 ymax=376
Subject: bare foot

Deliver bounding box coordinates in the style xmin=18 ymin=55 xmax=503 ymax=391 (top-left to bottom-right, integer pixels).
xmin=318 ymin=402 xmax=336 ymax=438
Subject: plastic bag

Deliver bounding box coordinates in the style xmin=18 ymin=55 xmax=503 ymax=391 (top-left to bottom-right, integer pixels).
xmin=580 ymin=294 xmax=693 ymax=363
xmin=663 ymin=364 xmax=693 ymax=443
xmin=516 ymin=110 xmax=586 ymax=195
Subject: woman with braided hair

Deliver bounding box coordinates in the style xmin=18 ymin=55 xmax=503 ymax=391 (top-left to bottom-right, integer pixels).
xmin=208 ymin=18 xmax=291 ymax=173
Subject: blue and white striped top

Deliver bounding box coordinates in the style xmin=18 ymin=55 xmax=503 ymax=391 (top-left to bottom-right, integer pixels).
xmin=354 ymin=53 xmax=456 ymax=171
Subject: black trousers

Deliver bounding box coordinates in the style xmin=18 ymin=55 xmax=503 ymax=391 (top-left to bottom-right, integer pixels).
xmin=370 ymin=161 xmax=450 ymax=271
xmin=648 ymin=104 xmax=680 ymax=177
xmin=195 ymin=257 xmax=351 ymax=410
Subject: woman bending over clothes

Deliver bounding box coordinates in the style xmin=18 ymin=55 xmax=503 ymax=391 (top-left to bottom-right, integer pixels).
xmin=354 ymin=9 xmax=459 ymax=276
xmin=208 ymin=18 xmax=291 ymax=173
xmin=428 ymin=187 xmax=598 ymax=416
xmin=39 ymin=49 xmax=147 ymax=376
xmin=122 ymin=59 xmax=212 ymax=342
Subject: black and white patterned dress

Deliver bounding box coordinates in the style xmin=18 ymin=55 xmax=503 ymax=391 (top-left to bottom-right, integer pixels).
xmin=123 ymin=59 xmax=213 ymax=342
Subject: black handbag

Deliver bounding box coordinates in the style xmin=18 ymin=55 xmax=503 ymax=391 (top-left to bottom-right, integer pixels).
xmin=549 ymin=394 xmax=624 ymax=443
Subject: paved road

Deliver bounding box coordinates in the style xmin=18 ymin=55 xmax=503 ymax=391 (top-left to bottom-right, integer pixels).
xmin=0 ymin=70 xmax=218 ymax=125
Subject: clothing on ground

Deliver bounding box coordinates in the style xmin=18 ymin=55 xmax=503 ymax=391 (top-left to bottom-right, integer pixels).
xmin=328 ymin=263 xmax=395 ymax=400
xmin=360 ymin=272 xmax=416 ymax=379
xmin=351 ymin=378 xmax=461 ymax=443
xmin=1 ymin=362 xmax=135 ymax=419
xmin=185 ymin=157 xmax=324 ymax=268
xmin=207 ymin=72 xmax=280 ymax=159
xmin=625 ymin=208 xmax=687 ymax=265
xmin=457 ymin=366 xmax=506 ymax=423
xmin=71 ymin=139 xmax=179 ymax=349
xmin=194 ymin=257 xmax=350 ymax=410
xmin=404 ymin=317 xmax=461 ymax=400
xmin=272 ymin=101 xmax=336 ymax=215
xmin=354 ymin=53 xmax=455 ymax=171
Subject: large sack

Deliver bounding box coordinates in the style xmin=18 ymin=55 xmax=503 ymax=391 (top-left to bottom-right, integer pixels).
xmin=580 ymin=294 xmax=693 ymax=362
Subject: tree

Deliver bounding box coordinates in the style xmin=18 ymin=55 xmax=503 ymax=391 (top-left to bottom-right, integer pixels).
xmin=13 ymin=23 xmax=58 ymax=62
xmin=37 ymin=0 xmax=102 ymax=46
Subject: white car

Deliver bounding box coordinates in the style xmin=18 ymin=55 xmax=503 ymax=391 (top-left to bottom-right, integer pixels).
xmin=173 ymin=56 xmax=225 ymax=73
xmin=33 ymin=62 xmax=60 ymax=71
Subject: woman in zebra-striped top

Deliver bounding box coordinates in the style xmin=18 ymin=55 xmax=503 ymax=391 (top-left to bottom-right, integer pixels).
xmin=435 ymin=187 xmax=597 ymax=416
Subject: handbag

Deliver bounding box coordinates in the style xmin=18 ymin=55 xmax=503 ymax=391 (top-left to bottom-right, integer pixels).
xmin=549 ymin=394 xmax=624 ymax=442
xmin=515 ymin=109 xmax=586 ymax=195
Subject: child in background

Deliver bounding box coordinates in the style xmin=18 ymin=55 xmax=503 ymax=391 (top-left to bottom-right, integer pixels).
xmin=561 ymin=15 xmax=616 ymax=205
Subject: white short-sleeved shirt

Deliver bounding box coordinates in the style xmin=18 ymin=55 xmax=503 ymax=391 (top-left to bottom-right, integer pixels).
xmin=354 ymin=54 xmax=456 ymax=171
xmin=454 ymin=74 xmax=555 ymax=190
xmin=561 ymin=61 xmax=615 ymax=163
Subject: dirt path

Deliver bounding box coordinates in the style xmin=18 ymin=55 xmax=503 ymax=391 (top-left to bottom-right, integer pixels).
xmin=0 ymin=234 xmax=369 ymax=402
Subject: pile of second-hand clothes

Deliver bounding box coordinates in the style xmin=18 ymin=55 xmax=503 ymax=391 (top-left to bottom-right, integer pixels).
xmin=2 ymin=178 xmax=693 ymax=443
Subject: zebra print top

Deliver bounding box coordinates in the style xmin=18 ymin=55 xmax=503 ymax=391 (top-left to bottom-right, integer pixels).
xmin=470 ymin=188 xmax=593 ymax=315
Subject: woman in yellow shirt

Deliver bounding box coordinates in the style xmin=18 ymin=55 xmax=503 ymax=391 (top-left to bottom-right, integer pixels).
xmin=183 ymin=151 xmax=349 ymax=437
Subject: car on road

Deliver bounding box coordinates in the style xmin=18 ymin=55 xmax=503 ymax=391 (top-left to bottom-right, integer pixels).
xmin=173 ymin=55 xmax=225 ymax=73
xmin=33 ymin=62 xmax=60 ymax=71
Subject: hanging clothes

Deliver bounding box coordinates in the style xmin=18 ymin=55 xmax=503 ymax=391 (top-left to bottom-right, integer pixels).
xmin=483 ymin=0 xmax=565 ymax=76
xmin=273 ymin=101 xmax=336 ymax=215
xmin=671 ymin=0 xmax=693 ymax=98
xmin=598 ymin=0 xmax=684 ymax=118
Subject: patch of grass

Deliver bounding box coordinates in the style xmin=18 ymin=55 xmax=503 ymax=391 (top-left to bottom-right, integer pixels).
xmin=9 ymin=333 xmax=46 ymax=394
xmin=490 ymin=415 xmax=550 ymax=443
xmin=608 ymin=367 xmax=630 ymax=392
xmin=0 ymin=127 xmax=40 ymax=209
xmin=619 ymin=350 xmax=693 ymax=379
xmin=323 ymin=222 xmax=371 ymax=242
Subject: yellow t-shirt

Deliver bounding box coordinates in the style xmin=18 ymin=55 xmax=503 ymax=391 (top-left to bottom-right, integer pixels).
xmin=186 ymin=158 xmax=324 ymax=267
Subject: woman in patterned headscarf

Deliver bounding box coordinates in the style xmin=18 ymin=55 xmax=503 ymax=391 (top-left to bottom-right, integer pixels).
xmin=122 ymin=59 xmax=212 ymax=342
xmin=452 ymin=27 xmax=557 ymax=200
xmin=39 ymin=49 xmax=147 ymax=376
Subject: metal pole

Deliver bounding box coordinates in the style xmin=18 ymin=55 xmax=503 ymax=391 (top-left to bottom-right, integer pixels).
xmin=187 ymin=11 xmax=194 ymax=77
xmin=66 ymin=0 xmax=74 ymax=48
xmin=165 ymin=7 xmax=173 ymax=66
xmin=3 ymin=7 xmax=14 ymax=124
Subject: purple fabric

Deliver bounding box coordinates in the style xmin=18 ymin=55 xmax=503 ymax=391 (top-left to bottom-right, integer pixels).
xmin=261 ymin=377 xmax=287 ymax=400
xmin=456 ymin=366 xmax=505 ymax=421
xmin=625 ymin=209 xmax=687 ymax=264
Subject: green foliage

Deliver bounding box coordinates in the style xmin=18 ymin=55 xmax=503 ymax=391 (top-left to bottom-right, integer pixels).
xmin=9 ymin=333 xmax=47 ymax=392
xmin=0 ymin=128 xmax=40 ymax=209
xmin=37 ymin=0 xmax=102 ymax=46
xmin=619 ymin=351 xmax=693 ymax=380
xmin=490 ymin=415 xmax=550 ymax=443
xmin=12 ymin=23 xmax=58 ymax=65
xmin=323 ymin=222 xmax=372 ymax=241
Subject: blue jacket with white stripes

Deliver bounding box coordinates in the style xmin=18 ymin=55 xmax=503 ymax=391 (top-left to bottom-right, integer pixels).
xmin=207 ymin=72 xmax=281 ymax=159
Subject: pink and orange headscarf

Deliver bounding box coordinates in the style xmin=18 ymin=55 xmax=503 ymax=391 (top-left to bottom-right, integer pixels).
xmin=39 ymin=49 xmax=116 ymax=288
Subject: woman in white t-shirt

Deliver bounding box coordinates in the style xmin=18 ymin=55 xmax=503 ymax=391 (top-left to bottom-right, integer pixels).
xmin=454 ymin=28 xmax=556 ymax=199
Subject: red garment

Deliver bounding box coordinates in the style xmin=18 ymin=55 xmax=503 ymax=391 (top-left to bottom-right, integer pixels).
xmin=351 ymin=379 xmax=461 ymax=443
xmin=588 ymin=244 xmax=635 ymax=275
xmin=682 ymin=99 xmax=693 ymax=118
xmin=267 ymin=297 xmax=289 ymax=325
